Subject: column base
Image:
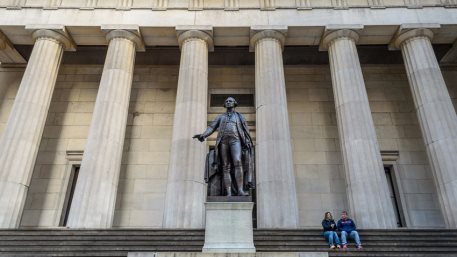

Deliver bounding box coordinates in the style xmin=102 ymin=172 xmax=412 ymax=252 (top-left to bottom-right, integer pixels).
xmin=203 ymin=202 xmax=255 ymax=253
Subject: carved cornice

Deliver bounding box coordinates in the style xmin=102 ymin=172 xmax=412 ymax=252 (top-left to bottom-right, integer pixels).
xmin=2 ymin=0 xmax=455 ymax=10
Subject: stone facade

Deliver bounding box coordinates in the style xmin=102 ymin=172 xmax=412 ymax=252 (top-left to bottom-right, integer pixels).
xmin=0 ymin=1 xmax=457 ymax=230
xmin=0 ymin=63 xmax=452 ymax=228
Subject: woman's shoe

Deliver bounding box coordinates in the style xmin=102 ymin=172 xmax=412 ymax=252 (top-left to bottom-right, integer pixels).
xmin=336 ymin=245 xmax=341 ymax=249
xmin=342 ymin=244 xmax=348 ymax=250
xmin=330 ymin=245 xmax=336 ymax=249
xmin=356 ymin=245 xmax=363 ymax=250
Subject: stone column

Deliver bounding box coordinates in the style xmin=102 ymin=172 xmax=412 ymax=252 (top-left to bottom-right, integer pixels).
xmin=250 ymin=27 xmax=299 ymax=228
xmin=0 ymin=26 xmax=74 ymax=228
xmin=163 ymin=26 xmax=213 ymax=228
xmin=322 ymin=29 xmax=397 ymax=228
xmin=393 ymin=27 xmax=457 ymax=228
xmin=66 ymin=26 xmax=144 ymax=228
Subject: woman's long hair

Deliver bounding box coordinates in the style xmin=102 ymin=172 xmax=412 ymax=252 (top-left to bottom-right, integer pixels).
xmin=324 ymin=211 xmax=333 ymax=220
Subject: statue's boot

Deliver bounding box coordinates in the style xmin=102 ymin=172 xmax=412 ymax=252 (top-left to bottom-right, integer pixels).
xmin=223 ymin=166 xmax=232 ymax=197
xmin=235 ymin=166 xmax=248 ymax=196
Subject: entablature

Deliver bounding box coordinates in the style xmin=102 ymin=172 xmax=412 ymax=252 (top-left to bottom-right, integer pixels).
xmin=1 ymin=0 xmax=457 ymax=11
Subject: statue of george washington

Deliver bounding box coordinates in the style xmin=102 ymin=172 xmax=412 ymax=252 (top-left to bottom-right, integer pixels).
xmin=193 ymin=97 xmax=255 ymax=197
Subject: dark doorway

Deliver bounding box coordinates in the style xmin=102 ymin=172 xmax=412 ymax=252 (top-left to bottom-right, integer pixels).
xmin=384 ymin=166 xmax=404 ymax=227
xmin=60 ymin=165 xmax=80 ymax=227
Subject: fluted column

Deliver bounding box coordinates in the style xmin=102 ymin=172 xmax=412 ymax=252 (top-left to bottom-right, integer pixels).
xmin=66 ymin=27 xmax=144 ymax=228
xmin=322 ymin=29 xmax=397 ymax=228
xmin=250 ymin=27 xmax=299 ymax=228
xmin=0 ymin=26 xmax=74 ymax=228
xmin=163 ymin=27 xmax=213 ymax=228
xmin=394 ymin=28 xmax=457 ymax=228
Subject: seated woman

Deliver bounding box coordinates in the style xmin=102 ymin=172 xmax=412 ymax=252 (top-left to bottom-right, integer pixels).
xmin=322 ymin=212 xmax=341 ymax=249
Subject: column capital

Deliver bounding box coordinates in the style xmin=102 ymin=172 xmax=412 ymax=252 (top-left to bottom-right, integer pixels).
xmin=176 ymin=25 xmax=214 ymax=52
xmin=390 ymin=24 xmax=440 ymax=49
xmin=249 ymin=26 xmax=287 ymax=52
xmin=101 ymin=24 xmax=145 ymax=52
xmin=25 ymin=24 xmax=76 ymax=51
xmin=320 ymin=25 xmax=363 ymax=51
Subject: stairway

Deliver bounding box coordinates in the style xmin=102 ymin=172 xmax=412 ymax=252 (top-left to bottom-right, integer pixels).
xmin=0 ymin=229 xmax=205 ymax=256
xmin=0 ymin=229 xmax=456 ymax=256
xmin=255 ymin=229 xmax=457 ymax=257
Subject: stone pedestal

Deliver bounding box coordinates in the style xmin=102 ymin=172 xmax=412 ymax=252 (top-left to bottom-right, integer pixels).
xmin=250 ymin=27 xmax=299 ymax=229
xmin=202 ymin=202 xmax=255 ymax=253
xmin=0 ymin=26 xmax=74 ymax=228
xmin=322 ymin=29 xmax=397 ymax=228
xmin=394 ymin=27 xmax=457 ymax=228
xmin=66 ymin=27 xmax=143 ymax=228
xmin=163 ymin=27 xmax=213 ymax=228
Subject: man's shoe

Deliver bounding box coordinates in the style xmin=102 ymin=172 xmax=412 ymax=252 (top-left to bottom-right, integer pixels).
xmin=336 ymin=245 xmax=341 ymax=249
xmin=330 ymin=245 xmax=336 ymax=249
xmin=342 ymin=245 xmax=347 ymax=250
xmin=356 ymin=245 xmax=363 ymax=250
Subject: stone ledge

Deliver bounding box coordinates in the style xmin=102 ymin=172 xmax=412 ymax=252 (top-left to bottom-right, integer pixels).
xmin=128 ymin=253 xmax=328 ymax=257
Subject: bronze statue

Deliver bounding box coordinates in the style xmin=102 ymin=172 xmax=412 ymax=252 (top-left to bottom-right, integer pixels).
xmin=193 ymin=97 xmax=255 ymax=197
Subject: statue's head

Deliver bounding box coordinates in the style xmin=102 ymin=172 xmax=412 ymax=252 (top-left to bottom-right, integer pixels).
xmin=224 ymin=97 xmax=238 ymax=108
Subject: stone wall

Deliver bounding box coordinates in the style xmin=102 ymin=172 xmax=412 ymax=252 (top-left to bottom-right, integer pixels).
xmin=0 ymin=63 xmax=452 ymax=228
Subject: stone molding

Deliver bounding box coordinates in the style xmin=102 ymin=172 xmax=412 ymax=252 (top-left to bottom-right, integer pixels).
xmin=249 ymin=26 xmax=287 ymax=51
xmin=176 ymin=26 xmax=214 ymax=51
xmin=224 ymin=0 xmax=239 ymax=10
xmin=25 ymin=24 xmax=75 ymax=51
xmin=101 ymin=25 xmax=145 ymax=52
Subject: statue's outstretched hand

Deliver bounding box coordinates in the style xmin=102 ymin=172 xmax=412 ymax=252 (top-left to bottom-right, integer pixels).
xmin=192 ymin=134 xmax=205 ymax=142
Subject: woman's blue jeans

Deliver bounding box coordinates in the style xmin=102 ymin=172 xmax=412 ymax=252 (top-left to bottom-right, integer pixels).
xmin=323 ymin=231 xmax=340 ymax=246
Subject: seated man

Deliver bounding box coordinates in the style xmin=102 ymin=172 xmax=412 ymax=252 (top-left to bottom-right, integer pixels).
xmin=337 ymin=211 xmax=363 ymax=249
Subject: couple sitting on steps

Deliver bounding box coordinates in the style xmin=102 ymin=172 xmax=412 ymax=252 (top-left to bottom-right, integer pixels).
xmin=322 ymin=211 xmax=363 ymax=250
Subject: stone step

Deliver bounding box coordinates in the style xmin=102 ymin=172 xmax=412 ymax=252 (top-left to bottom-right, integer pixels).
xmin=254 ymin=230 xmax=457 ymax=236
xmin=0 ymin=229 xmax=456 ymax=257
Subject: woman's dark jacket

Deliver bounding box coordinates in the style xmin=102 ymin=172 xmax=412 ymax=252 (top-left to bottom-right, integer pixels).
xmin=322 ymin=219 xmax=337 ymax=231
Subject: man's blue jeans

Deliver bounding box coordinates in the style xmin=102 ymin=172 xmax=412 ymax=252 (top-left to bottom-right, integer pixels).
xmin=323 ymin=231 xmax=340 ymax=246
xmin=341 ymin=230 xmax=362 ymax=246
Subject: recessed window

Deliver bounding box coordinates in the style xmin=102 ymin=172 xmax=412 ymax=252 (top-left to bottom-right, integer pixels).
xmin=210 ymin=94 xmax=254 ymax=107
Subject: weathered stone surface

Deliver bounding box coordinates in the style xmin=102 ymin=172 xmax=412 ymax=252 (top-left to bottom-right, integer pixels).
xmin=202 ymin=202 xmax=255 ymax=253
xmin=0 ymin=27 xmax=71 ymax=228
xmin=66 ymin=28 xmax=141 ymax=228
xmin=395 ymin=28 xmax=457 ymax=228
xmin=251 ymin=27 xmax=299 ymax=228
xmin=323 ymin=29 xmax=397 ymax=228
xmin=162 ymin=27 xmax=213 ymax=228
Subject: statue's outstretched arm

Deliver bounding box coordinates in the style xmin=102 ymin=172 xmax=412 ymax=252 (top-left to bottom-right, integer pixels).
xmin=193 ymin=116 xmax=220 ymax=142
